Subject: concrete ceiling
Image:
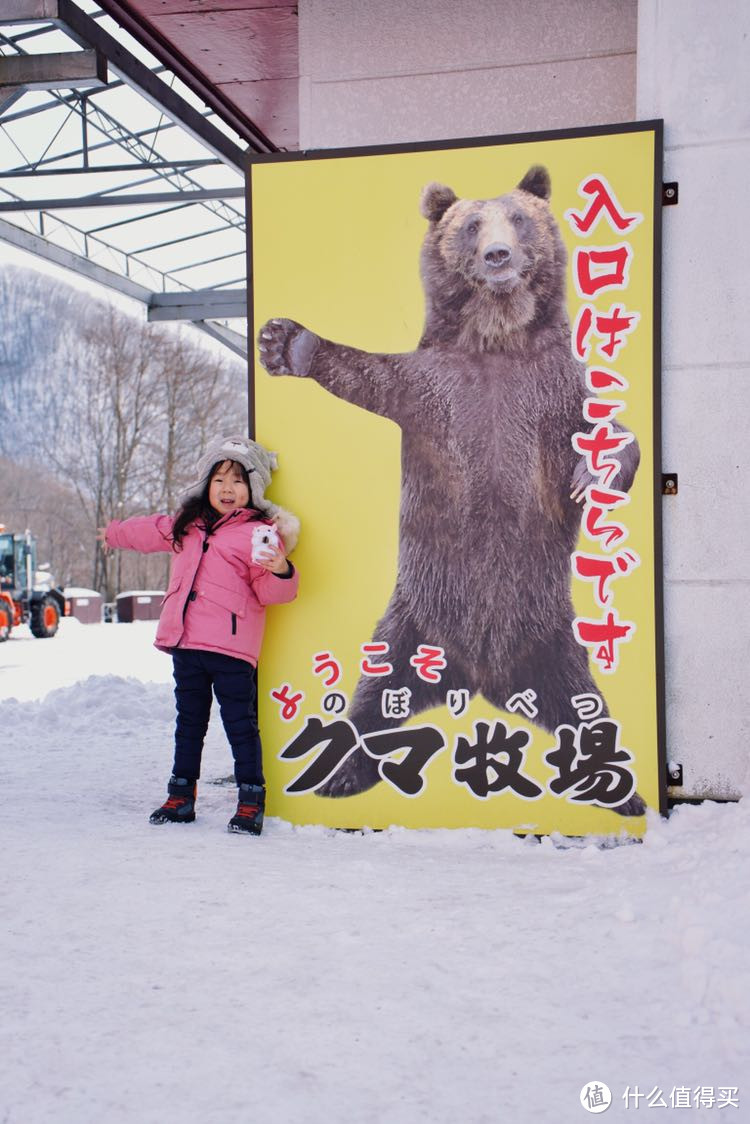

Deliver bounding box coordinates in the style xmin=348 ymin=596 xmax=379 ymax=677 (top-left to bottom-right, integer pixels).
xmin=97 ymin=0 xmax=299 ymax=151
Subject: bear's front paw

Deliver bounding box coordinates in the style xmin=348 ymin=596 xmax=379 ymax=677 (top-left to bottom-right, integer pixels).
xmin=257 ymin=318 xmax=320 ymax=377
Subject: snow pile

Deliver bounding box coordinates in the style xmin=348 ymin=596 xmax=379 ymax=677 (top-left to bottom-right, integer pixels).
xmin=1 ymin=621 xmax=747 ymax=1123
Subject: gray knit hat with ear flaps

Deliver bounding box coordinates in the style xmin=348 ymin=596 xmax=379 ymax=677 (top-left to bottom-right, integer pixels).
xmin=183 ymin=433 xmax=300 ymax=551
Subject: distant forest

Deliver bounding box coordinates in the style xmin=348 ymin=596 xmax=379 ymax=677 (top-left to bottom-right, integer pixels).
xmin=0 ymin=265 xmax=247 ymax=600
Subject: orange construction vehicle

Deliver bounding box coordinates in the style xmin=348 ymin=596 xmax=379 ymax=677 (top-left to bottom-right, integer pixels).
xmin=0 ymin=526 xmax=67 ymax=642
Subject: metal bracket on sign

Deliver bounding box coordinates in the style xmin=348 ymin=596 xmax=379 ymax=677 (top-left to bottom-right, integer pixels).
xmin=667 ymin=761 xmax=683 ymax=787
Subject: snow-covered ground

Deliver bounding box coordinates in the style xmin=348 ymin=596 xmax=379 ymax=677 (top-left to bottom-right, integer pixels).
xmin=1 ymin=619 xmax=747 ymax=1124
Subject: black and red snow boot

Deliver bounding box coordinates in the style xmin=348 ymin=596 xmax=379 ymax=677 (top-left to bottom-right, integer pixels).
xmin=149 ymin=776 xmax=196 ymax=824
xmin=228 ymin=783 xmax=265 ymax=835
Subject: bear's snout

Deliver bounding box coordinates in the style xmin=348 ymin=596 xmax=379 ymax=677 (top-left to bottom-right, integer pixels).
xmin=483 ymin=242 xmax=512 ymax=268
xmin=477 ymin=234 xmax=522 ymax=292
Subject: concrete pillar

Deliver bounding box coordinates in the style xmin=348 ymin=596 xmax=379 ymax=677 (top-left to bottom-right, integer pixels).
xmin=637 ymin=0 xmax=750 ymax=797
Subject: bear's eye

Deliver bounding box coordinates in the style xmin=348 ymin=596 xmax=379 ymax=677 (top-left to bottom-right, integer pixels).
xmin=465 ymin=220 xmax=479 ymax=236
xmin=511 ymin=212 xmax=524 ymax=227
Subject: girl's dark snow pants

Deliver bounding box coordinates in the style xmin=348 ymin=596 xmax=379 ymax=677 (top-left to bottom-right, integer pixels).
xmin=171 ymin=648 xmax=263 ymax=785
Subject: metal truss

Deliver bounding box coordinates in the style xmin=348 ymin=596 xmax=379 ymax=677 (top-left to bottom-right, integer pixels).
xmin=0 ymin=0 xmax=269 ymax=360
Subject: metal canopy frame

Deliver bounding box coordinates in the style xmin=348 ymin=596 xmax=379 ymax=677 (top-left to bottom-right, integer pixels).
xmin=0 ymin=0 xmax=277 ymax=360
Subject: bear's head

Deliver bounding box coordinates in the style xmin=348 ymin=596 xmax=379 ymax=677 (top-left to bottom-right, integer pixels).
xmin=418 ymin=166 xmax=568 ymax=352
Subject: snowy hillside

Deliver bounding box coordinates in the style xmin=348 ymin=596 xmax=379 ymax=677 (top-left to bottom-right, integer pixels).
xmin=1 ymin=620 xmax=747 ymax=1124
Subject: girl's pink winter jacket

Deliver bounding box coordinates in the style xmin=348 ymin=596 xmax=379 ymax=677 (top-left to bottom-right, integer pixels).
xmin=105 ymin=509 xmax=299 ymax=665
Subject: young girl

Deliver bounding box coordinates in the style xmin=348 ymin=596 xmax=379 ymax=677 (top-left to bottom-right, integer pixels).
xmin=99 ymin=435 xmax=299 ymax=836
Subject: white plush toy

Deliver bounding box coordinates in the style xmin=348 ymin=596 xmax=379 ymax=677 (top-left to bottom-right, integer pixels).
xmin=251 ymin=522 xmax=282 ymax=563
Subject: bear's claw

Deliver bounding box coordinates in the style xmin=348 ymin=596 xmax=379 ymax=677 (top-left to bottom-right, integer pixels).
xmin=257 ymin=317 xmax=320 ymax=377
xmin=570 ymin=457 xmax=596 ymax=504
xmin=613 ymin=790 xmax=647 ymax=817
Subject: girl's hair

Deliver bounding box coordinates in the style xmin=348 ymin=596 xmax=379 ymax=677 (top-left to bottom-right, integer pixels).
xmin=171 ymin=459 xmax=260 ymax=549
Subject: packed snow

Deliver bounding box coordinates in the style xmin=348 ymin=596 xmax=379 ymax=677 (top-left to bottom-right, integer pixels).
xmin=1 ymin=618 xmax=747 ymax=1124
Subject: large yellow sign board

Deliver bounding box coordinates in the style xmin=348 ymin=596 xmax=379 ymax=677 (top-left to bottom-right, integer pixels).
xmin=249 ymin=122 xmax=664 ymax=836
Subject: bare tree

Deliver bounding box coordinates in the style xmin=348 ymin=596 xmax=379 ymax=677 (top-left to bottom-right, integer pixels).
xmin=2 ymin=267 xmax=248 ymax=600
xmin=39 ymin=306 xmax=164 ymax=598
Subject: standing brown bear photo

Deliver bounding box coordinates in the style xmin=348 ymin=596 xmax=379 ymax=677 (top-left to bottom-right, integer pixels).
xmin=258 ymin=166 xmax=640 ymax=803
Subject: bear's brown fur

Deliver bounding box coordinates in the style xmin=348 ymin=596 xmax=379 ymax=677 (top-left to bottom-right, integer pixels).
xmin=258 ymin=166 xmax=640 ymax=803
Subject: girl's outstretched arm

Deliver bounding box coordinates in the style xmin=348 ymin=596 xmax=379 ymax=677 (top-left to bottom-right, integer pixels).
xmin=103 ymin=514 xmax=175 ymax=554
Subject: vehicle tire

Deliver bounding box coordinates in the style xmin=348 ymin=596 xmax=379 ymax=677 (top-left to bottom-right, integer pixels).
xmin=30 ymin=595 xmax=60 ymax=638
xmin=0 ymin=603 xmax=10 ymax=642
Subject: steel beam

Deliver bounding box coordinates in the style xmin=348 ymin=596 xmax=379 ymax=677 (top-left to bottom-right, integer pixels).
xmin=0 ymin=49 xmax=107 ymax=90
xmin=0 ymin=85 xmax=25 ymax=113
xmin=167 ymin=249 xmax=244 ymax=275
xmin=0 ymin=215 xmax=151 ymax=302
xmin=0 ymin=159 xmax=220 ymax=178
xmin=0 ymin=186 xmax=245 ymax=211
xmin=131 ymin=223 xmax=230 ymax=255
xmin=194 ymin=320 xmax=248 ymax=360
xmin=148 ymin=290 xmax=247 ymax=322
xmin=86 ymin=201 xmax=195 ymax=235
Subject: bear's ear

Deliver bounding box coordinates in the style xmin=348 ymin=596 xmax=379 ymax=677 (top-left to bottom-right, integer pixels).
xmin=517 ymin=165 xmax=551 ymax=200
xmin=420 ymin=182 xmax=458 ymax=222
